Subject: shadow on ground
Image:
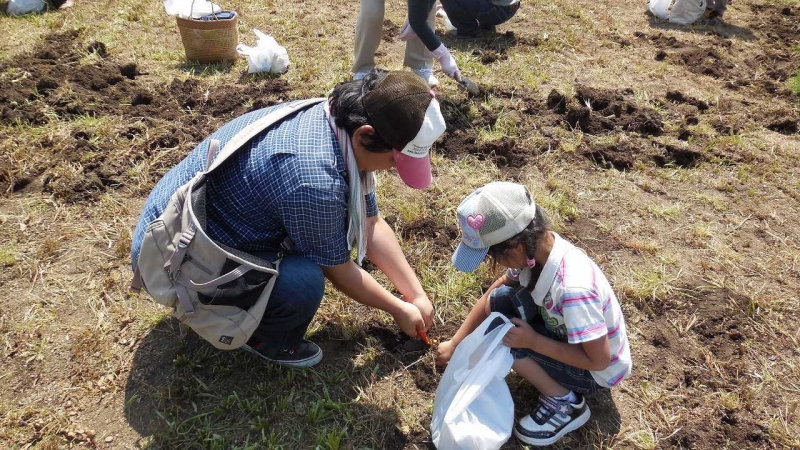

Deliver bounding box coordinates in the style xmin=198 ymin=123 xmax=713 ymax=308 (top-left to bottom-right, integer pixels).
xmin=647 ymin=15 xmax=757 ymax=41
xmin=124 ymin=318 xmax=417 ymax=448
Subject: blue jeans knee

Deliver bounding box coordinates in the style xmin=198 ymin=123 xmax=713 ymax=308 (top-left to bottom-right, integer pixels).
xmin=250 ymin=253 xmax=324 ymax=348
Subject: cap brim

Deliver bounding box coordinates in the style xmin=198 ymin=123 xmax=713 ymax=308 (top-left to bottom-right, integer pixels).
xmin=393 ymin=150 xmax=432 ymax=189
xmin=452 ymin=242 xmax=489 ymax=272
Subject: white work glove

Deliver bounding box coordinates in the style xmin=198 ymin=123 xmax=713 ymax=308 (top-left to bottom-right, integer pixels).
xmin=398 ymin=19 xmax=417 ymax=41
xmin=432 ymin=44 xmax=461 ymax=80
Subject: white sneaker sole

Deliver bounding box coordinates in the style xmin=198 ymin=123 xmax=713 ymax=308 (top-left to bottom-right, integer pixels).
xmin=514 ymin=405 xmax=591 ymax=447
xmin=241 ymin=344 xmax=323 ymax=368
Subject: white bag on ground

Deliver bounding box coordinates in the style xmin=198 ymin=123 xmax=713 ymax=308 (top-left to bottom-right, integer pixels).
xmin=436 ymin=4 xmax=457 ymax=31
xmin=163 ymin=0 xmax=221 ymax=19
xmin=648 ymin=0 xmax=706 ymax=24
xmin=669 ymin=0 xmax=706 ymax=24
xmin=647 ymin=0 xmax=671 ymax=19
xmin=6 ymin=0 xmax=46 ymax=15
xmin=431 ymin=313 xmax=515 ymax=450
xmin=237 ymin=29 xmax=291 ymax=74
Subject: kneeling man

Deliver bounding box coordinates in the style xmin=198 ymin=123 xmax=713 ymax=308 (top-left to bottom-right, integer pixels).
xmin=131 ymin=70 xmax=445 ymax=367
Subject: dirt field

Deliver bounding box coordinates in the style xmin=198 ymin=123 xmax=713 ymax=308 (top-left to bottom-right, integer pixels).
xmin=1 ymin=0 xmax=799 ymax=448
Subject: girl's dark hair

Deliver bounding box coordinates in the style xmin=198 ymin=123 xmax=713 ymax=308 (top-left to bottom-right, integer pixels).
xmin=328 ymin=69 xmax=392 ymax=153
xmin=488 ymin=204 xmax=551 ymax=263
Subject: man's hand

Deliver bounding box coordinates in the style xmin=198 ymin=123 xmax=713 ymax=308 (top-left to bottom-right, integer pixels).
xmin=502 ymin=317 xmax=538 ymax=350
xmin=392 ymin=300 xmax=426 ymax=337
xmin=404 ymin=293 xmax=434 ymax=329
xmin=435 ymin=339 xmax=457 ymax=366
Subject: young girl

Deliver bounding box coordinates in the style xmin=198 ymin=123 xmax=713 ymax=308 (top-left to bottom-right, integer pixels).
xmin=436 ymin=182 xmax=632 ymax=446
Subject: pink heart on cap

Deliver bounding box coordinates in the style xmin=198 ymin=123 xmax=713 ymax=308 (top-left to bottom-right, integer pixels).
xmin=466 ymin=213 xmax=485 ymax=231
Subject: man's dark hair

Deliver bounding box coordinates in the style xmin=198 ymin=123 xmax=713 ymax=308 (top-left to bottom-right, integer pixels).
xmin=328 ymin=69 xmax=393 ymax=153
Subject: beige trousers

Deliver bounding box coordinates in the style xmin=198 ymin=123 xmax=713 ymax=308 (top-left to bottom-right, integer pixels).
xmin=352 ymin=0 xmax=437 ymax=73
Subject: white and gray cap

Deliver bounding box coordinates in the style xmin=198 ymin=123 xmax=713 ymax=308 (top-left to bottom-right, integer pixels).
xmin=452 ymin=182 xmax=536 ymax=272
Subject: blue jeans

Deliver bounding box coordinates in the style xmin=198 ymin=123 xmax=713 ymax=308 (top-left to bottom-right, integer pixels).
xmin=490 ymin=285 xmax=605 ymax=395
xmin=250 ymin=253 xmax=325 ymax=352
xmin=439 ymin=0 xmax=519 ymax=35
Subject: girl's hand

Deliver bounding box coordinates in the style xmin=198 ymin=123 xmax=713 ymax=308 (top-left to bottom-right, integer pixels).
xmin=502 ymin=317 xmax=538 ymax=349
xmin=435 ymin=339 xmax=457 ymax=366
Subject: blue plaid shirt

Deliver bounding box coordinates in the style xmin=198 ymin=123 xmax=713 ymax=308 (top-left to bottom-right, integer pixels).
xmin=131 ymin=102 xmax=378 ymax=270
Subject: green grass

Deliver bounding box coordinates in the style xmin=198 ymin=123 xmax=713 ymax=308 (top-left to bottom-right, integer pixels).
xmin=0 ymin=246 xmax=16 ymax=267
xmin=789 ymin=73 xmax=800 ymax=97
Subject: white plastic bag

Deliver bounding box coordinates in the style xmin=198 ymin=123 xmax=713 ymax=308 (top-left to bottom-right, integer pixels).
xmin=669 ymin=0 xmax=706 ymax=24
xmin=648 ymin=0 xmax=706 ymax=24
xmin=236 ymin=29 xmax=291 ymax=74
xmin=6 ymin=0 xmax=46 ymax=16
xmin=431 ymin=313 xmax=515 ymax=450
xmin=436 ymin=4 xmax=457 ymax=31
xmin=163 ymin=0 xmax=221 ymax=19
xmin=647 ymin=0 xmax=671 ymax=19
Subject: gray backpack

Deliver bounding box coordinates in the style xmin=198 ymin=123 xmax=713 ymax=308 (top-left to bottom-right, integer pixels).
xmin=130 ymin=98 xmax=325 ymax=349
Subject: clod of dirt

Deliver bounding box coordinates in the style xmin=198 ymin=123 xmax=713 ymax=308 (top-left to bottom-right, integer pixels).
xmin=131 ymin=91 xmax=153 ymax=106
xmin=119 ymin=63 xmax=138 ymax=80
xmin=546 ymin=89 xmax=567 ymax=114
xmin=563 ymin=86 xmax=663 ymax=136
xmin=678 ymin=47 xmax=736 ymax=79
xmin=439 ymin=131 xmax=538 ymax=168
xmin=584 ymin=136 xmax=703 ymax=170
xmin=665 ymin=90 xmax=709 ymax=111
xmin=382 ymin=19 xmax=400 ymax=42
xmin=73 ymin=130 xmax=92 ymax=141
xmin=654 ymin=143 xmax=704 ymax=168
xmin=87 ymin=41 xmax=108 ymax=58
xmin=642 ymin=32 xmax=682 ymax=49
xmin=583 ymin=139 xmax=642 ymax=170
xmin=36 ymin=78 xmax=60 ymax=96
xmin=765 ymin=111 xmax=799 ymax=135
xmin=654 ymin=50 xmax=667 ymax=61
xmin=767 ymin=119 xmax=799 ymax=135
xmin=475 ymin=49 xmax=508 ymax=65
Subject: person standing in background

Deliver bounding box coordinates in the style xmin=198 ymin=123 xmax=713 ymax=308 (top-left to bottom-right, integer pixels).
xmin=353 ymin=0 xmax=462 ymax=87
xmin=438 ymin=0 xmax=520 ymax=39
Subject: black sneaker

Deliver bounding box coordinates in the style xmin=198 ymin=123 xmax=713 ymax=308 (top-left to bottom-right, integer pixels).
xmin=514 ymin=393 xmax=591 ymax=446
xmin=242 ymin=339 xmax=323 ymax=368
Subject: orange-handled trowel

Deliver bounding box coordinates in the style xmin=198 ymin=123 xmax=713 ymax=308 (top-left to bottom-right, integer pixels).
xmin=418 ymin=330 xmax=433 ymax=346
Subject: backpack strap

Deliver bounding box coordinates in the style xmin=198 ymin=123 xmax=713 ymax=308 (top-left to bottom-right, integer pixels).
xmin=205 ymin=97 xmax=326 ymax=174
xmin=206 ymin=139 xmax=221 ymax=171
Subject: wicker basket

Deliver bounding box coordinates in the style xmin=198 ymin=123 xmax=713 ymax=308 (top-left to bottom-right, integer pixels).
xmin=176 ymin=6 xmax=239 ymax=63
